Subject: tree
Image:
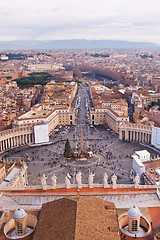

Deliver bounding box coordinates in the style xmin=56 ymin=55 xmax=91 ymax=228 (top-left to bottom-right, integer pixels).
xmin=64 ymin=138 xmax=72 ymax=158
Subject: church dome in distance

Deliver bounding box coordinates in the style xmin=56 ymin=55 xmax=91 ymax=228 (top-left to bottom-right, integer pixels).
xmin=13 ymin=208 xmax=27 ymax=220
xmin=127 ymin=206 xmax=141 ymax=218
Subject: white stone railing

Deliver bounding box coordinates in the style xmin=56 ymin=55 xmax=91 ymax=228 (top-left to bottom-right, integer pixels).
xmin=0 ymin=183 xmax=159 ymax=192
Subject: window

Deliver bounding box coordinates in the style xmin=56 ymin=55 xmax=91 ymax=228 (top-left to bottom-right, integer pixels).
xmin=131 ymin=220 xmax=138 ymax=232
xmin=17 ymin=222 xmax=23 ymax=235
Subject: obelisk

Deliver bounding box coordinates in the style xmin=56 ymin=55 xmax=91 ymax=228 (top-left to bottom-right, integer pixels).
xmin=80 ymin=128 xmax=83 ymax=151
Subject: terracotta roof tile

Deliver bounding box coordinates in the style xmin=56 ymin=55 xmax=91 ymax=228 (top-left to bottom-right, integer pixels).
xmin=33 ymin=197 xmax=120 ymax=240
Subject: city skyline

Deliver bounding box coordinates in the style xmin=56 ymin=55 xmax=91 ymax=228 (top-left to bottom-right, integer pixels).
xmin=1 ymin=0 xmax=160 ymax=44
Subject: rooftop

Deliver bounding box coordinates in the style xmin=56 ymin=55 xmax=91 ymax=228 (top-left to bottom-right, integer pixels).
xmin=33 ymin=197 xmax=120 ymax=240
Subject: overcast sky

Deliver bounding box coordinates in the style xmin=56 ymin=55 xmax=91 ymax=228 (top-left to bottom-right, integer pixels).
xmin=1 ymin=0 xmax=160 ymax=44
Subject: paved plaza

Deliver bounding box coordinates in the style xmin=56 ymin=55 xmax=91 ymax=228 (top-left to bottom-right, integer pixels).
xmin=5 ymin=124 xmax=157 ymax=186
xmin=4 ymin=85 xmax=158 ymax=186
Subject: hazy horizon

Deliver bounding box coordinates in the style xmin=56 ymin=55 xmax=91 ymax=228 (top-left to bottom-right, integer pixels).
xmin=0 ymin=39 xmax=159 ymax=50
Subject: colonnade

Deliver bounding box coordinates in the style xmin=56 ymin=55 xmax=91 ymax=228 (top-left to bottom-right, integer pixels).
xmin=127 ymin=130 xmax=151 ymax=143
xmin=119 ymin=122 xmax=152 ymax=144
xmin=0 ymin=127 xmax=34 ymax=152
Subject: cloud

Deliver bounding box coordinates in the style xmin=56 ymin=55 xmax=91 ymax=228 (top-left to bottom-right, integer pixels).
xmin=0 ymin=0 xmax=160 ymax=43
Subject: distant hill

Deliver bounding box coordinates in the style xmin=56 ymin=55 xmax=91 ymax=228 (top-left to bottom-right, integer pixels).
xmin=0 ymin=39 xmax=159 ymax=50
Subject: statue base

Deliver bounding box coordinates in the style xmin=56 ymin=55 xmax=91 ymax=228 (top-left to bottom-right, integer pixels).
xmin=76 ymin=158 xmax=88 ymax=161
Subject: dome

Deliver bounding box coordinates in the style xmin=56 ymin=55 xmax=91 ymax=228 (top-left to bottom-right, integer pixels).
xmin=13 ymin=208 xmax=27 ymax=220
xmin=127 ymin=206 xmax=141 ymax=218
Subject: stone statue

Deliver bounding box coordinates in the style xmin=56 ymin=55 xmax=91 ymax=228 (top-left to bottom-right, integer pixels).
xmin=111 ymin=174 xmax=117 ymax=189
xmin=76 ymin=171 xmax=82 ymax=188
xmin=103 ymin=173 xmax=109 ymax=188
xmin=134 ymin=174 xmax=140 ymax=188
xmin=20 ymin=162 xmax=28 ymax=185
xmin=19 ymin=173 xmax=26 ymax=187
xmin=88 ymin=172 xmax=95 ymax=188
xmin=22 ymin=162 xmax=27 ymax=172
xmin=10 ymin=179 xmax=15 ymax=187
xmin=41 ymin=174 xmax=48 ymax=190
xmin=17 ymin=157 xmax=23 ymax=165
xmin=26 ymin=153 xmax=30 ymax=162
xmin=51 ymin=174 xmax=57 ymax=189
xmin=65 ymin=173 xmax=71 ymax=189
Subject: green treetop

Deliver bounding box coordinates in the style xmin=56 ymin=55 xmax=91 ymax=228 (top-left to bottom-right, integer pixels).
xmin=64 ymin=138 xmax=72 ymax=158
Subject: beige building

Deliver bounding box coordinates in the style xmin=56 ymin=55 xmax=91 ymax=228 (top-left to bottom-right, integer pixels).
xmin=90 ymin=107 xmax=129 ymax=133
xmin=89 ymin=82 xmax=129 ymax=133
xmin=0 ymin=105 xmax=75 ymax=153
xmin=149 ymin=108 xmax=160 ymax=126
xmin=13 ymin=104 xmax=75 ymax=133
xmin=134 ymin=92 xmax=160 ymax=111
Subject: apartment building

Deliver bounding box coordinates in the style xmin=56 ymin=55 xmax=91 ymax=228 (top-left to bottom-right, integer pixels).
xmin=149 ymin=108 xmax=160 ymax=126
xmin=89 ymin=82 xmax=129 ymax=133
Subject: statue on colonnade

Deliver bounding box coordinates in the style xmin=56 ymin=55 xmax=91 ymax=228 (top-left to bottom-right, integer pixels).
xmin=41 ymin=174 xmax=48 ymax=190
xmin=76 ymin=171 xmax=82 ymax=188
xmin=51 ymin=174 xmax=57 ymax=189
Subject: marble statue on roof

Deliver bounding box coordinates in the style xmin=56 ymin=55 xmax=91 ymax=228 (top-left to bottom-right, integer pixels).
xmin=111 ymin=174 xmax=117 ymax=189
xmin=41 ymin=174 xmax=48 ymax=190
xmin=76 ymin=171 xmax=82 ymax=188
xmin=88 ymin=172 xmax=95 ymax=188
xmin=104 ymin=173 xmax=109 ymax=188
xmin=19 ymin=174 xmax=26 ymax=188
xmin=51 ymin=174 xmax=57 ymax=189
xmin=134 ymin=174 xmax=140 ymax=188
xmin=65 ymin=173 xmax=71 ymax=189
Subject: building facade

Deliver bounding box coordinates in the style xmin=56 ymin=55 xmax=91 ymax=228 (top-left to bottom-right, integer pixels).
xmin=13 ymin=104 xmax=75 ymax=133
xmin=90 ymin=107 xmax=129 ymax=133
xmin=119 ymin=122 xmax=152 ymax=144
xmin=149 ymin=108 xmax=160 ymax=126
